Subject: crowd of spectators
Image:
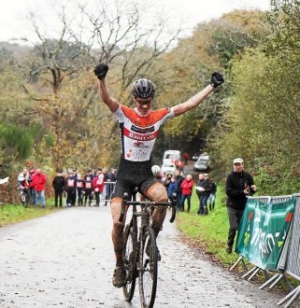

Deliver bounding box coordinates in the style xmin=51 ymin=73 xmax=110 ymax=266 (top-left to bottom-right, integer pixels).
xmin=16 ymin=166 xmax=118 ymax=207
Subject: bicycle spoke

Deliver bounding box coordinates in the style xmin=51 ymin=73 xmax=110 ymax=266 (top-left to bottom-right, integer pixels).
xmin=139 ymin=227 xmax=157 ymax=308
xmin=123 ymin=224 xmax=137 ymax=302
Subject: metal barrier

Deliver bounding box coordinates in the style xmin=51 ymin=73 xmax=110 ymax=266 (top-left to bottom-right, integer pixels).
xmin=276 ymin=194 xmax=300 ymax=308
xmin=101 ymin=181 xmax=117 ymax=204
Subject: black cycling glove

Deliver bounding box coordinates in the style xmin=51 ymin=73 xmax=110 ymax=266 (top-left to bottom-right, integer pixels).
xmin=94 ymin=63 xmax=109 ymax=80
xmin=211 ymin=72 xmax=224 ymax=88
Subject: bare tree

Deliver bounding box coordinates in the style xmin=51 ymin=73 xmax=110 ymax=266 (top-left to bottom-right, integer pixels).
xmin=13 ymin=0 xmax=183 ymax=168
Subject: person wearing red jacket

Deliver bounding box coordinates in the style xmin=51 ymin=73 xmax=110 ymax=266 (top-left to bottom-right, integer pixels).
xmin=180 ymin=174 xmax=194 ymax=213
xmin=31 ymin=168 xmax=47 ymax=207
xmin=93 ymin=168 xmax=104 ymax=206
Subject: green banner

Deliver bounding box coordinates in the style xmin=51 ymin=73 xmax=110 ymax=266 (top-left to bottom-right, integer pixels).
xmin=236 ymin=197 xmax=296 ymax=270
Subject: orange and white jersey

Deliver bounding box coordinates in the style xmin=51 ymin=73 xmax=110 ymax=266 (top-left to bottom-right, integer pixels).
xmin=114 ymin=105 xmax=174 ymax=162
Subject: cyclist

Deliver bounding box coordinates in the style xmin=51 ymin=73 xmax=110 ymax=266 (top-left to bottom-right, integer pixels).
xmin=94 ymin=63 xmax=224 ymax=288
xmin=17 ymin=168 xmax=31 ymax=201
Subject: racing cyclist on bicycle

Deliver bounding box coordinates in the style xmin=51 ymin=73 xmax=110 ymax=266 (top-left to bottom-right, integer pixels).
xmin=94 ymin=63 xmax=224 ymax=288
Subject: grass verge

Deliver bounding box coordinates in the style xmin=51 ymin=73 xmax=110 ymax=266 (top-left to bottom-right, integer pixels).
xmin=0 ymin=198 xmax=59 ymax=227
xmin=176 ymin=187 xmax=241 ymax=267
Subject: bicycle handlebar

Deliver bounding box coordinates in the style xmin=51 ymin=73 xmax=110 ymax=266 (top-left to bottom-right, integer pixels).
xmin=118 ymin=192 xmax=177 ymax=223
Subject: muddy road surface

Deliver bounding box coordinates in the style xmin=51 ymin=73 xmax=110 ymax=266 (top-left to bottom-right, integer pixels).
xmin=0 ymin=206 xmax=291 ymax=308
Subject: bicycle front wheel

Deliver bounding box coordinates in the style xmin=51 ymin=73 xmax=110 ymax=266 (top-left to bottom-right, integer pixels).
xmin=139 ymin=227 xmax=157 ymax=308
xmin=20 ymin=193 xmax=28 ymax=207
xmin=123 ymin=224 xmax=137 ymax=302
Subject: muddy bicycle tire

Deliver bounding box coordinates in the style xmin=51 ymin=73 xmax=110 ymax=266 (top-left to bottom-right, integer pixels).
xmin=20 ymin=193 xmax=28 ymax=207
xmin=123 ymin=224 xmax=137 ymax=302
xmin=139 ymin=227 xmax=157 ymax=308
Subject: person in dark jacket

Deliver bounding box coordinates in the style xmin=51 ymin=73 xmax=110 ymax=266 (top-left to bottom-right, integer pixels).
xmin=200 ymin=173 xmax=212 ymax=215
xmin=208 ymin=178 xmax=217 ymax=211
xmin=167 ymin=174 xmax=178 ymax=201
xmin=225 ymin=158 xmax=257 ymax=254
xmin=76 ymin=173 xmax=85 ymax=206
xmin=52 ymin=169 xmax=66 ymax=207
xmin=66 ymin=171 xmax=77 ymax=207
xmin=174 ymin=170 xmax=185 ymax=211
xmin=83 ymin=169 xmax=94 ymax=206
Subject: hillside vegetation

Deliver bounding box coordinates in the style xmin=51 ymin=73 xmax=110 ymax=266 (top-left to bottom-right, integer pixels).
xmin=0 ymin=0 xmax=300 ymax=204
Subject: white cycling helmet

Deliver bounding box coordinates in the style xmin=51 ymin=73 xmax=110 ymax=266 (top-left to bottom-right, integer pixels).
xmin=151 ymin=165 xmax=161 ymax=176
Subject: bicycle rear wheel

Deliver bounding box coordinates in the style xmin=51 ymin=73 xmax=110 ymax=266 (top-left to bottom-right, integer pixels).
xmin=123 ymin=223 xmax=137 ymax=302
xmin=139 ymin=227 xmax=157 ymax=308
xmin=20 ymin=193 xmax=28 ymax=207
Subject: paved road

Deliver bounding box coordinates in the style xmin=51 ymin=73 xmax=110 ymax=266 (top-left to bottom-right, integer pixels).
xmin=0 ymin=206 xmax=292 ymax=308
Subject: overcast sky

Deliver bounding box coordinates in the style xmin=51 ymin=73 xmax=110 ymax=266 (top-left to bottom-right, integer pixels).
xmin=0 ymin=0 xmax=271 ymax=43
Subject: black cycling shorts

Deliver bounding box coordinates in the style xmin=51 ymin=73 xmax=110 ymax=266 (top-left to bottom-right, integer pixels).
xmin=112 ymin=158 xmax=160 ymax=200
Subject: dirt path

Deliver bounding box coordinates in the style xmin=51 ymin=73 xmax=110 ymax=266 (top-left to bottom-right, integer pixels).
xmin=0 ymin=206 xmax=293 ymax=308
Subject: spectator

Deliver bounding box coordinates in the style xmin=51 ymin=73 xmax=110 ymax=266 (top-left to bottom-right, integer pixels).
xmin=183 ymin=152 xmax=189 ymax=164
xmin=180 ymin=174 xmax=194 ymax=213
xmin=52 ymin=169 xmax=66 ymax=207
xmin=72 ymin=168 xmax=78 ymax=204
xmin=225 ymin=158 xmax=257 ymax=254
xmin=76 ymin=173 xmax=85 ymax=206
xmin=93 ymin=168 xmax=104 ymax=206
xmin=174 ymin=170 xmax=185 ymax=211
xmin=163 ymin=172 xmax=173 ymax=192
xmin=31 ymin=168 xmax=47 ymax=207
xmin=28 ymin=166 xmax=36 ymax=204
xmin=196 ymin=173 xmax=205 ymax=215
xmin=177 ymin=161 xmax=185 ymax=172
xmin=65 ymin=171 xmax=77 ymax=207
xmin=104 ymin=168 xmax=117 ymax=206
xmin=83 ymin=169 xmax=94 ymax=206
xmin=17 ymin=168 xmax=31 ymax=200
xmin=200 ymin=173 xmax=212 ymax=215
xmin=17 ymin=168 xmax=31 ymax=188
xmin=208 ymin=178 xmax=217 ymax=211
xmin=167 ymin=174 xmax=178 ymax=201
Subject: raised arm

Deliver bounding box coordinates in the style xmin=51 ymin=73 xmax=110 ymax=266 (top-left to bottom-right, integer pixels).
xmin=173 ymin=72 xmax=224 ymax=116
xmin=94 ymin=64 xmax=119 ymax=113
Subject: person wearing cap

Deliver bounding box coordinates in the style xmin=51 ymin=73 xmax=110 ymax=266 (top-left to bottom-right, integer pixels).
xmin=225 ymin=158 xmax=257 ymax=254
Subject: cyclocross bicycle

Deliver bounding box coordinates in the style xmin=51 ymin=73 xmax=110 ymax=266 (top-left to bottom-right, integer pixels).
xmin=119 ymin=191 xmax=177 ymax=308
xmin=19 ymin=186 xmax=29 ymax=207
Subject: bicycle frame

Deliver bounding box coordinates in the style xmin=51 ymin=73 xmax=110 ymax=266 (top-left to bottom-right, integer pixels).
xmin=121 ymin=192 xmax=177 ymax=308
